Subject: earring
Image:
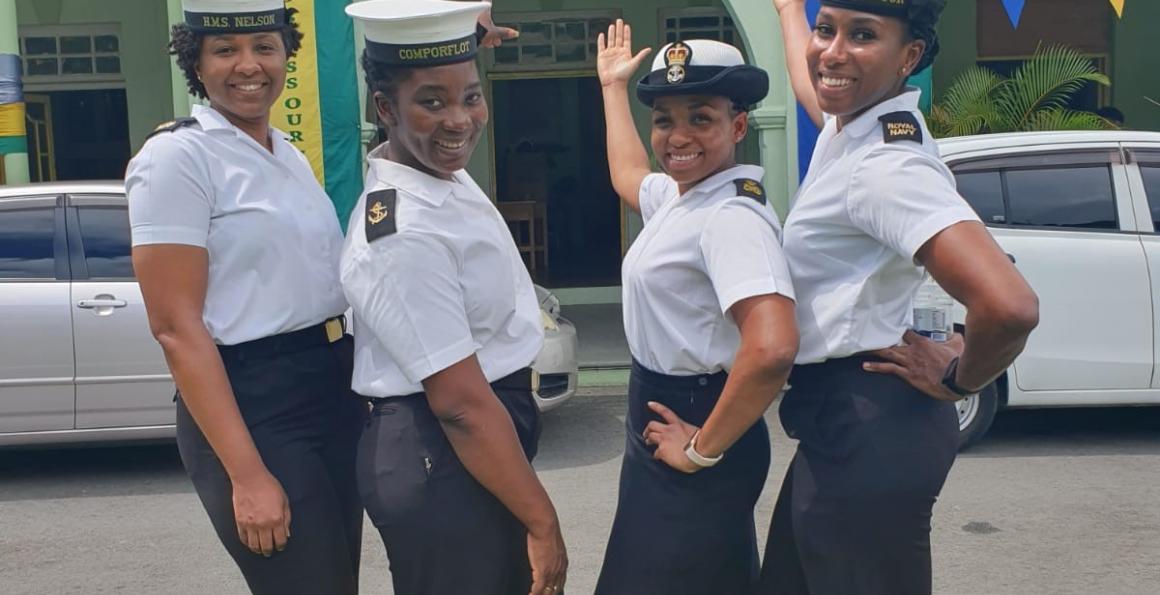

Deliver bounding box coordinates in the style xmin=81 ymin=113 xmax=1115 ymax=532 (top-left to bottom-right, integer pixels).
xmin=900 ymin=67 xmax=909 ymax=76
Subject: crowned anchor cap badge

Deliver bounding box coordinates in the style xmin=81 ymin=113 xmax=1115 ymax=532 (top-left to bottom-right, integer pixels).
xmin=665 ymin=42 xmax=692 ymax=84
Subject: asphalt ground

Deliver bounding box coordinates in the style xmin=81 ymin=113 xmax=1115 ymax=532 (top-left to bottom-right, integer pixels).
xmin=1 ymin=388 xmax=1158 ymax=594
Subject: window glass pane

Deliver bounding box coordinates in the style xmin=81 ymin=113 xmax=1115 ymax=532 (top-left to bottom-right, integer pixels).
xmin=589 ymin=18 xmax=613 ymax=34
xmin=95 ymin=56 xmax=121 ymax=74
xmin=953 ymin=171 xmax=1006 ymax=224
xmin=1005 ymin=166 xmax=1117 ymax=229
xmin=94 ymin=35 xmax=119 ymax=53
xmin=26 ymin=58 xmax=58 ymax=76
xmin=0 ymin=208 xmax=56 ymax=279
xmin=494 ymin=46 xmax=518 ymax=64
xmin=23 ymin=37 xmax=57 ymax=55
xmin=1140 ymin=165 xmax=1160 ymax=230
xmin=555 ymin=43 xmax=586 ymax=63
xmin=518 ymin=22 xmax=552 ymax=44
xmin=520 ymin=44 xmax=554 ymax=64
xmin=62 ymin=57 xmax=94 ymax=74
xmin=680 ymin=16 xmax=722 ymax=28
xmin=666 ymin=32 xmax=678 ymax=43
xmin=555 ymin=22 xmax=586 ymax=43
xmin=60 ymin=36 xmax=92 ymax=54
xmin=77 ymin=207 xmax=134 ymax=278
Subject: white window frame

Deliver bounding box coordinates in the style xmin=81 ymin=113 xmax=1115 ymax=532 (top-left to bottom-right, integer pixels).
xmin=18 ymin=24 xmax=126 ymax=88
xmin=485 ymin=10 xmax=620 ymax=73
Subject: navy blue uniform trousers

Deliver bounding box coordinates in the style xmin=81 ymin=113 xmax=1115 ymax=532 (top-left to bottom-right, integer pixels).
xmin=357 ymin=374 xmax=542 ymax=595
xmin=596 ymin=361 xmax=771 ymax=595
xmin=176 ymin=330 xmax=367 ymax=595
xmin=756 ymin=355 xmax=959 ymax=595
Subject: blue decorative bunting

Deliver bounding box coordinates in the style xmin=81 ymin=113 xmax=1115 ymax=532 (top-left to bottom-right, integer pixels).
xmin=1000 ymin=0 xmax=1026 ymax=28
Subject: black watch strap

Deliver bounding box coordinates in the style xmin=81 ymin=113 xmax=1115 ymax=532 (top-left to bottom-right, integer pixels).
xmin=941 ymin=357 xmax=976 ymax=398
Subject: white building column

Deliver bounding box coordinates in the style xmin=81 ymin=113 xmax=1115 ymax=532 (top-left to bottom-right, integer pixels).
xmin=725 ymin=0 xmax=796 ymax=219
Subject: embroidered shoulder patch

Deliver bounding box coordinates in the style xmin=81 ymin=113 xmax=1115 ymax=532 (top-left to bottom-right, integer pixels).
xmin=145 ymin=117 xmax=197 ymax=140
xmin=879 ymin=111 xmax=922 ymax=144
xmin=365 ymin=189 xmax=398 ymax=243
xmin=734 ymin=179 xmax=767 ymax=205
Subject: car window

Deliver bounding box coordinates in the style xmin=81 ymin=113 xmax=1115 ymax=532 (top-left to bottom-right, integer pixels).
xmin=954 ymin=171 xmax=1006 ymax=224
xmin=77 ymin=206 xmax=134 ymax=279
xmin=1137 ymin=159 xmax=1160 ymax=230
xmin=0 ymin=207 xmax=56 ymax=279
xmin=1004 ymin=166 xmax=1117 ymax=230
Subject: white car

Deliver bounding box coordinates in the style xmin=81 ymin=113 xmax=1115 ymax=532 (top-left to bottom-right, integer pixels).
xmin=928 ymin=130 xmax=1160 ymax=448
xmin=0 ymin=182 xmax=578 ymax=448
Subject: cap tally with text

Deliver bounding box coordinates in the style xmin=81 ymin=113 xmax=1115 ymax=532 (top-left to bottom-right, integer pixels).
xmin=347 ymin=0 xmax=489 ymax=67
xmin=636 ymin=39 xmax=769 ymax=108
xmin=182 ymin=0 xmax=287 ymax=34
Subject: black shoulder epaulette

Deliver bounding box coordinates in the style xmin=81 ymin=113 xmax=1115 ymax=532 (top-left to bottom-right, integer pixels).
xmin=365 ymin=189 xmax=398 ymax=243
xmin=145 ymin=117 xmax=198 ymax=140
xmin=734 ymin=179 xmax=766 ymax=205
xmin=879 ymin=111 xmax=923 ymax=144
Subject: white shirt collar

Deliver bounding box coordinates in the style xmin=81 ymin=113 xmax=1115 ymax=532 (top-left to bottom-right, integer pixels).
xmin=191 ymin=104 xmax=292 ymax=141
xmin=683 ymin=163 xmax=766 ymax=199
xmin=366 ymin=142 xmax=468 ymax=207
xmin=834 ymin=86 xmax=923 ymax=140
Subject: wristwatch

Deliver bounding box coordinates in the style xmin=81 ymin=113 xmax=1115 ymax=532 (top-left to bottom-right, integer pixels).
xmin=941 ymin=357 xmax=979 ymax=400
xmin=684 ymin=430 xmax=724 ymax=468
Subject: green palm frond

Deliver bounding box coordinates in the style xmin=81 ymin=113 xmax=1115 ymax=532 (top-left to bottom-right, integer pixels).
xmin=994 ymin=45 xmax=1109 ymax=131
xmin=932 ymin=44 xmax=1111 ymax=138
xmin=1026 ymin=108 xmax=1114 ymax=132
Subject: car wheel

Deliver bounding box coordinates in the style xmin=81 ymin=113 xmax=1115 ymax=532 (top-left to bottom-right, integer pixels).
xmin=957 ymin=380 xmax=999 ymax=451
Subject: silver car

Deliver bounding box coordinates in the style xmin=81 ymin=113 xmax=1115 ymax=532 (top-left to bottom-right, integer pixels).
xmin=0 ymin=181 xmax=578 ymax=447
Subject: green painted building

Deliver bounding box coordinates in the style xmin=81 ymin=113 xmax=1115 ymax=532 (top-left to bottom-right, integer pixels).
xmin=1 ymin=0 xmax=1155 ymax=304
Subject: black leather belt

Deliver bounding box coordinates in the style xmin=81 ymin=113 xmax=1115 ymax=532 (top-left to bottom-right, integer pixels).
xmin=218 ymin=316 xmax=346 ymax=361
xmin=368 ymin=367 xmax=538 ymax=412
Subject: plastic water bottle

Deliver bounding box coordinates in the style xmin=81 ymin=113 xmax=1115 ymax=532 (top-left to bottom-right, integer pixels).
xmin=913 ymin=281 xmax=953 ymax=343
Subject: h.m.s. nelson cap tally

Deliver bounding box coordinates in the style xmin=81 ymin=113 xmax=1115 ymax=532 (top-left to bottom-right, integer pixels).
xmin=636 ymin=39 xmax=769 ymax=108
xmin=183 ymin=0 xmax=287 ymax=34
xmin=347 ymin=0 xmax=489 ymax=68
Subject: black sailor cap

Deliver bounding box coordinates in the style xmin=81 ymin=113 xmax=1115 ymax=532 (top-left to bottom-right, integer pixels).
xmin=636 ymin=39 xmax=769 ymax=109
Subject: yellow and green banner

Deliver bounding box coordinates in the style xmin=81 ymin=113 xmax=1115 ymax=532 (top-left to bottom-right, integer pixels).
xmin=0 ymin=53 xmax=26 ymax=155
xmin=272 ymin=0 xmax=362 ymax=226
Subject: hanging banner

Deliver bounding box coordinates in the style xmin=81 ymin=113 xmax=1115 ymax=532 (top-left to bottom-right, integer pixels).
xmin=1000 ymin=0 xmax=1026 ymax=28
xmin=0 ymin=54 xmax=26 ymax=155
xmin=1109 ymin=0 xmax=1125 ymax=18
xmin=271 ymin=0 xmax=363 ymax=226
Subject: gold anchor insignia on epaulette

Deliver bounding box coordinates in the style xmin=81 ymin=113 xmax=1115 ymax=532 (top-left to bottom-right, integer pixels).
xmin=368 ymin=201 xmax=390 ymax=225
xmin=742 ymin=180 xmax=764 ymax=197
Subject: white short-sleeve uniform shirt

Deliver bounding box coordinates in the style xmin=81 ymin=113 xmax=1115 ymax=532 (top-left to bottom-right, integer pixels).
xmin=340 ymin=144 xmax=544 ymax=399
xmin=783 ymin=88 xmax=980 ymax=364
xmin=623 ymin=164 xmax=796 ymax=376
xmin=125 ymin=104 xmax=347 ymax=346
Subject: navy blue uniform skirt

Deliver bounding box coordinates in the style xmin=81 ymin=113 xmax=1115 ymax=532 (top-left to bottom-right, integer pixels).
xmin=595 ymin=360 xmax=771 ymax=595
xmin=176 ymin=323 xmax=367 ymax=595
xmin=756 ymin=355 xmax=959 ymax=595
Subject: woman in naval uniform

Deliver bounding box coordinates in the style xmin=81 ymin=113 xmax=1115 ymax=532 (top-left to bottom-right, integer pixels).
xmin=125 ymin=1 xmax=365 ymax=593
xmin=757 ymin=1 xmax=1040 ymax=594
xmin=592 ymin=19 xmax=799 ymax=595
xmin=339 ymin=2 xmax=566 ymax=595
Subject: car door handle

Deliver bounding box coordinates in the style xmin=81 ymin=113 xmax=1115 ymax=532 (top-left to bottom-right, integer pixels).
xmin=77 ymin=299 xmax=128 ymax=309
xmin=1006 ymin=253 xmax=1016 ymax=264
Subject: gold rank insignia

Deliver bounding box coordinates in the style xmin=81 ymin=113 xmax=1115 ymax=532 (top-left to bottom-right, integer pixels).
xmin=878 ymin=111 xmax=923 ymax=144
xmin=145 ymin=117 xmax=197 ymax=140
xmin=665 ymin=42 xmax=692 ymax=85
xmin=365 ymin=189 xmax=398 ymax=243
xmin=734 ymin=178 xmax=767 ymax=205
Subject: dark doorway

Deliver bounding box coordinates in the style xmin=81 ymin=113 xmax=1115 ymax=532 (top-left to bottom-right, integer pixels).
xmin=492 ymin=76 xmax=622 ymax=288
xmin=26 ymin=89 xmax=130 ymax=181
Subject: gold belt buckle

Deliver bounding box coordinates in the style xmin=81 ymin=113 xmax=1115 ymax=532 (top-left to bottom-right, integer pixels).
xmin=325 ymin=318 xmax=343 ymax=343
xmin=531 ymin=369 xmax=541 ymax=394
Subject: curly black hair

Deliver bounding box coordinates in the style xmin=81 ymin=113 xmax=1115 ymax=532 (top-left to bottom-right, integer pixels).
xmin=361 ymin=50 xmax=415 ymax=106
xmin=169 ymin=8 xmax=305 ymax=99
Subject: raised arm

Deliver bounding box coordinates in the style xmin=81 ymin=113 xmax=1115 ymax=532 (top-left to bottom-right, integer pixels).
xmin=773 ymin=0 xmax=823 ymax=127
xmin=597 ymin=19 xmax=654 ymax=212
